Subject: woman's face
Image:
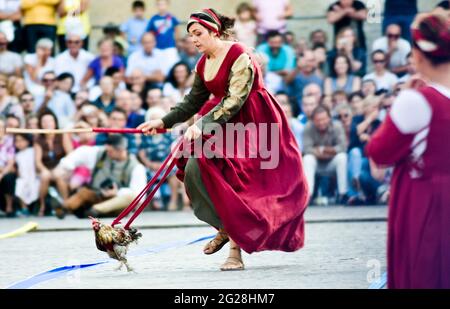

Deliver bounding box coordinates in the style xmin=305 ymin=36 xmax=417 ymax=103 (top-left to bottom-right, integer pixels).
xmin=40 ymin=114 xmax=57 ymax=130
xmin=13 ymin=78 xmax=26 ymax=95
xmin=15 ymin=135 xmax=29 ymax=151
xmin=174 ymin=65 xmax=189 ymax=84
xmin=238 ymin=10 xmax=252 ymax=22
xmin=189 ymin=23 xmax=217 ymax=54
xmin=335 ymin=57 xmax=349 ymax=76
xmin=27 ymin=117 xmax=39 ymax=129
xmin=99 ymin=41 xmax=114 ymax=58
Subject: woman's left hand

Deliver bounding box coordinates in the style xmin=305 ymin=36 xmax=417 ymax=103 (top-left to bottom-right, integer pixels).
xmin=184 ymin=124 xmax=202 ymax=141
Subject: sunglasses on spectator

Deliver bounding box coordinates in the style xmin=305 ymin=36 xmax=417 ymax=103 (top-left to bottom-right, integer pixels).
xmin=373 ymin=59 xmax=386 ymax=64
xmin=67 ymin=40 xmax=82 ymax=45
xmin=42 ymin=78 xmax=56 ymax=83
xmin=21 ymin=97 xmax=34 ymax=102
xmin=387 ymin=33 xmax=401 ymax=39
xmin=338 ymin=113 xmax=350 ymax=119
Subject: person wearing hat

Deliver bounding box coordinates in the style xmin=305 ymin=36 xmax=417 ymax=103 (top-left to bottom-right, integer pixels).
xmin=138 ymin=8 xmax=309 ymax=271
xmin=367 ymin=11 xmax=450 ymax=288
xmin=54 ymin=134 xmax=146 ymax=219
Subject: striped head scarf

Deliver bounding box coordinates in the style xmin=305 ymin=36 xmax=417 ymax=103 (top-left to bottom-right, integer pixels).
xmin=187 ymin=8 xmax=222 ymax=36
xmin=411 ymin=13 xmax=450 ymax=58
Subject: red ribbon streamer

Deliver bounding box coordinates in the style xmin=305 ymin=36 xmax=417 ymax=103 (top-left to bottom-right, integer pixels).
xmin=92 ymin=128 xmax=168 ymax=134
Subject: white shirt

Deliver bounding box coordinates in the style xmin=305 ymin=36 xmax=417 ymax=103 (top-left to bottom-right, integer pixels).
xmin=126 ymin=48 xmax=166 ymax=77
xmin=24 ymin=53 xmax=55 ymax=96
xmin=372 ymin=37 xmax=411 ymax=70
xmin=162 ymin=82 xmax=191 ymax=103
xmin=55 ymin=49 xmax=95 ymax=92
xmin=47 ymin=90 xmax=76 ymax=129
xmin=58 ymin=145 xmax=147 ymax=196
xmin=363 ymin=71 xmax=399 ymax=91
xmin=0 ymin=50 xmax=22 ymax=76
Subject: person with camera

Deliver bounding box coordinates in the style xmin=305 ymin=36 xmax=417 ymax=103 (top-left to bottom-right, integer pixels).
xmin=53 ymin=134 xmax=147 ymax=219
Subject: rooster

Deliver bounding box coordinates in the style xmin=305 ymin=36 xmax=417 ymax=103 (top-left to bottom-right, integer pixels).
xmin=89 ymin=217 xmax=142 ymax=272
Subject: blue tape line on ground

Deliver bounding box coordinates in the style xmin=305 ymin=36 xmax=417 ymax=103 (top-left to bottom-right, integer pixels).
xmin=368 ymin=272 xmax=387 ymax=289
xmin=6 ymin=234 xmax=214 ymax=289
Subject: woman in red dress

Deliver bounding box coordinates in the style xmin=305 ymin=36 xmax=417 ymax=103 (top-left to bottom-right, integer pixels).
xmin=367 ymin=11 xmax=450 ymax=288
xmin=138 ymin=8 xmax=309 ymax=271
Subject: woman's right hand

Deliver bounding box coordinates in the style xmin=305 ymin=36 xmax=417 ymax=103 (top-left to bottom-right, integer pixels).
xmin=137 ymin=119 xmax=164 ymax=136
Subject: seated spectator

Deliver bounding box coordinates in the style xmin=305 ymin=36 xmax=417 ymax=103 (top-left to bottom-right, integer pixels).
xmin=56 ymin=0 xmax=91 ymax=51
xmin=310 ymin=29 xmax=328 ymax=49
xmin=7 ymin=77 xmax=27 ymax=104
xmin=24 ymin=38 xmax=55 ymax=96
xmin=55 ymin=134 xmax=147 ymax=218
xmin=127 ymin=69 xmax=152 ymax=106
xmin=25 ymin=114 xmax=39 ymax=130
xmin=34 ymin=71 xmax=56 ymax=111
xmin=178 ymin=35 xmax=201 ymax=71
xmin=74 ymin=89 xmax=90 ymax=110
xmin=55 ymin=31 xmax=95 ymax=93
xmin=146 ymin=88 xmax=163 ymax=109
xmin=331 ymin=90 xmax=349 ymax=112
xmin=285 ymin=50 xmax=324 ymax=109
xmin=256 ymin=53 xmax=284 ymax=96
xmin=372 ymin=24 xmax=411 ymax=76
xmin=348 ymin=91 xmax=364 ymax=116
xmin=303 ymin=83 xmax=323 ymax=106
xmin=13 ymin=133 xmax=39 ymax=216
xmin=19 ymin=91 xmax=35 ymax=118
xmin=0 ymin=31 xmax=23 ymax=77
xmin=335 ymin=103 xmax=353 ymax=144
xmin=363 ymin=50 xmax=398 ymax=91
xmin=21 ymin=0 xmax=59 ymax=53
xmin=298 ymin=94 xmax=320 ymax=126
xmin=324 ymin=54 xmax=361 ymax=96
xmin=120 ymin=0 xmax=148 ymax=55
xmin=256 ymin=30 xmax=296 ymax=77
xmin=234 ymin=2 xmax=257 ymax=48
xmin=361 ymin=79 xmax=377 ymax=97
xmin=126 ymin=32 xmax=167 ymax=88
xmin=0 ymin=117 xmax=16 ymax=217
xmin=115 ymin=89 xmax=145 ymax=128
xmin=327 ymin=0 xmax=368 ymax=50
xmin=56 ymin=72 xmax=76 ymax=97
xmin=34 ymin=111 xmax=73 ymax=216
xmin=163 ymin=62 xmax=192 ymax=103
xmin=95 ymin=107 xmax=137 ymax=155
xmin=130 ymin=92 xmax=145 ymax=117
xmin=399 ymin=52 xmax=416 ymax=83
xmin=146 ymin=0 xmax=180 ymax=74
xmin=0 ymin=75 xmax=24 ymax=123
xmin=313 ymin=44 xmax=328 ymax=78
xmin=280 ymin=99 xmax=303 ymax=150
xmin=327 ymin=27 xmax=366 ymax=77
xmin=347 ymin=95 xmax=382 ymax=205
xmin=253 ymin=0 xmax=293 ymax=43
xmin=92 ymin=76 xmax=116 ymax=114
xmin=39 ymin=73 xmax=76 ymax=128
xmin=302 ymin=105 xmax=348 ymax=204
xmin=81 ymin=38 xmax=125 ymax=87
xmin=436 ymin=0 xmax=450 ymax=10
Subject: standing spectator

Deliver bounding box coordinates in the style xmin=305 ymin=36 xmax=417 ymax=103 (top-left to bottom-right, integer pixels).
xmin=285 ymin=50 xmax=323 ymax=110
xmin=34 ymin=111 xmax=73 ymax=216
xmin=253 ymin=0 xmax=293 ymax=43
xmin=0 ymin=31 xmax=22 ymax=77
xmin=327 ymin=0 xmax=367 ymax=50
xmin=146 ymin=0 xmax=180 ymax=73
xmin=0 ymin=75 xmax=24 ymax=122
xmin=21 ymin=0 xmax=60 ymax=53
xmin=327 ymin=27 xmax=366 ymax=77
xmin=178 ymin=35 xmax=201 ymax=71
xmin=120 ymin=0 xmax=148 ymax=55
xmin=24 ymin=38 xmax=56 ymax=97
xmin=372 ymin=24 xmax=411 ymax=76
xmin=81 ymin=38 xmax=125 ymax=87
xmin=363 ymin=50 xmax=398 ymax=91
xmin=256 ymin=30 xmax=296 ymax=76
xmin=163 ymin=62 xmax=192 ymax=103
xmin=383 ymin=0 xmax=417 ymax=42
xmin=0 ymin=0 xmax=22 ymax=52
xmin=55 ymin=31 xmax=95 ymax=92
xmin=0 ymin=117 xmax=15 ymax=217
xmin=234 ymin=2 xmax=257 ymax=48
xmin=92 ymin=76 xmax=116 ymax=114
xmin=57 ymin=0 xmax=91 ymax=51
xmin=126 ymin=32 xmax=166 ymax=87
xmin=302 ymin=105 xmax=348 ymax=204
xmin=324 ymin=54 xmax=361 ymax=96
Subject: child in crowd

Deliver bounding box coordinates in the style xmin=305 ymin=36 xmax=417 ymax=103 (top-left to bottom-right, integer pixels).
xmin=120 ymin=1 xmax=148 ymax=55
xmin=234 ymin=2 xmax=257 ymax=48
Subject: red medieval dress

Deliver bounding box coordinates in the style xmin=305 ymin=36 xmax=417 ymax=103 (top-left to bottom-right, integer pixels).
xmin=367 ymin=85 xmax=450 ymax=288
xmin=162 ymin=43 xmax=309 ymax=254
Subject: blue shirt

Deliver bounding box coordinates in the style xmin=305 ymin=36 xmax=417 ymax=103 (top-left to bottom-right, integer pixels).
xmin=88 ymin=56 xmax=125 ymax=84
xmin=256 ymin=43 xmax=296 ymax=72
xmin=139 ymin=134 xmax=174 ymax=162
xmin=120 ymin=17 xmax=149 ymax=55
xmin=146 ymin=14 xmax=179 ymax=50
xmin=287 ymin=74 xmax=324 ymax=110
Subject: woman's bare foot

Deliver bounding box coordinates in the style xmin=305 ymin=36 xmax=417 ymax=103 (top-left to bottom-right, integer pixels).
xmin=220 ymin=240 xmax=244 ymax=271
xmin=204 ymin=229 xmax=229 ymax=255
